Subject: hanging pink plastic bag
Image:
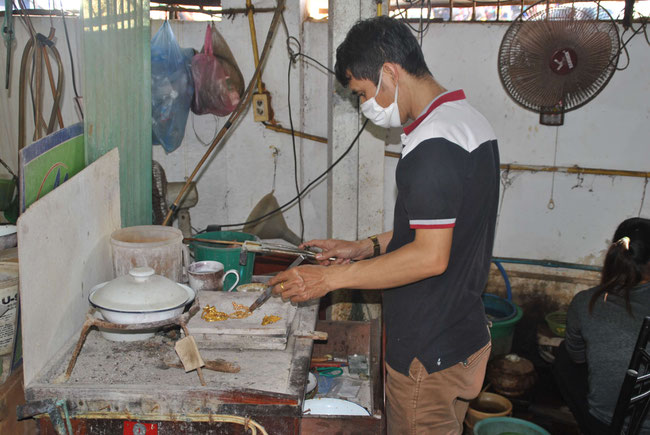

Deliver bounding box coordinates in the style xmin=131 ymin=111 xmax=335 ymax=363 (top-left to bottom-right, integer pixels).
xmin=210 ymin=23 xmax=244 ymax=97
xmin=191 ymin=25 xmax=240 ymax=117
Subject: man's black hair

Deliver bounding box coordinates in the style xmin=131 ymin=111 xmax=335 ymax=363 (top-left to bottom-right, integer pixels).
xmin=335 ymin=16 xmax=431 ymax=88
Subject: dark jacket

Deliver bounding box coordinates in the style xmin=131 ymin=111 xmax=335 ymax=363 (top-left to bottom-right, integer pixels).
xmin=565 ymin=282 xmax=650 ymax=431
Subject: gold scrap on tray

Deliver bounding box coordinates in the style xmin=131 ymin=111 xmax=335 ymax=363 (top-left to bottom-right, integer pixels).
xmin=232 ymin=301 xmax=249 ymax=311
xmin=201 ymin=305 xmax=229 ymax=322
xmin=229 ymin=310 xmax=252 ymax=319
xmin=201 ymin=304 xmax=252 ymax=322
xmin=262 ymin=315 xmax=282 ymax=326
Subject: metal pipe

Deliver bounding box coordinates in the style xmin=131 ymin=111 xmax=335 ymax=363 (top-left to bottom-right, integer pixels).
xmin=246 ymin=0 xmax=264 ymax=94
xmin=501 ymin=163 xmax=650 ymax=179
xmin=149 ymin=6 xmax=279 ymax=16
xmin=163 ymin=0 xmax=286 ymax=226
xmin=263 ymin=123 xmax=327 ymax=143
xmin=492 ymin=256 xmax=602 ymax=272
xmin=384 ymin=153 xmax=650 ymax=180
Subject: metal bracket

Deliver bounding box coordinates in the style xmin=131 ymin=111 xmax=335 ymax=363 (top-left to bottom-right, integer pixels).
xmin=17 ymin=399 xmax=73 ymax=435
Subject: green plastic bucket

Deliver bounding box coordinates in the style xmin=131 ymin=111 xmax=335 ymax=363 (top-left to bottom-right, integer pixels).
xmin=189 ymin=231 xmax=258 ymax=290
xmin=474 ymin=417 xmax=550 ymax=435
xmin=489 ymin=305 xmax=523 ymax=358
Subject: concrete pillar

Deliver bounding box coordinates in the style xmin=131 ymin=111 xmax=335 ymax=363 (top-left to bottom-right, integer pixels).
xmin=328 ymin=1 xmax=385 ymax=322
xmin=327 ymin=0 xmax=383 ymax=241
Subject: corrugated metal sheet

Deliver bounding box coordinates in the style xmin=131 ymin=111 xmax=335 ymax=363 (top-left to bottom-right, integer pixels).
xmin=81 ymin=0 xmax=152 ymax=226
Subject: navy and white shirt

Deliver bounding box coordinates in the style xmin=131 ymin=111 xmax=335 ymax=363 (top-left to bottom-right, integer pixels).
xmin=384 ymin=90 xmax=500 ymax=375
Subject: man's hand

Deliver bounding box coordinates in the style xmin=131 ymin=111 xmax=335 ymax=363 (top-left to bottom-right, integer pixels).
xmin=267 ymin=265 xmax=334 ymax=303
xmin=300 ymin=239 xmax=371 ymax=265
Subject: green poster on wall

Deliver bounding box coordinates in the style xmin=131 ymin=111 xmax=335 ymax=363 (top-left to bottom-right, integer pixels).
xmin=19 ymin=123 xmax=85 ymax=212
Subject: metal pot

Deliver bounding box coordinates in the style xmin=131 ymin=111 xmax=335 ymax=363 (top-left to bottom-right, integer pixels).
xmin=486 ymin=353 xmax=537 ymax=397
xmin=0 ymin=225 xmax=17 ymax=250
xmin=88 ymin=267 xmax=195 ymax=341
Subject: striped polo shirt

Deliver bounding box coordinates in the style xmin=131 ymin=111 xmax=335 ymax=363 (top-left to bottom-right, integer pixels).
xmin=384 ymin=89 xmax=500 ymax=375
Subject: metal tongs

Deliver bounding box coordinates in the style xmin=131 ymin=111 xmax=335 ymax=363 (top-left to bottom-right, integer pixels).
xmin=183 ymin=237 xmax=332 ymax=260
xmin=241 ymin=240 xmax=323 ymax=259
xmin=248 ymin=255 xmax=305 ymax=313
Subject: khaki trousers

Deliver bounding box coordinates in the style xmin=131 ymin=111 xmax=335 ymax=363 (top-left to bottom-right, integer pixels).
xmin=386 ymin=341 xmax=491 ymax=435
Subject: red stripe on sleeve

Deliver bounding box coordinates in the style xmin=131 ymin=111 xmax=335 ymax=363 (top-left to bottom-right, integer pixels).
xmin=410 ymin=223 xmax=456 ymax=229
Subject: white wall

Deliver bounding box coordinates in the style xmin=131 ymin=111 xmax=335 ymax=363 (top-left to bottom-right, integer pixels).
xmin=0 ymin=14 xmax=83 ymax=177
xmin=2 ymin=7 xmax=648 ymax=265
xmin=305 ymin=20 xmax=649 ymax=265
xmin=411 ymin=23 xmax=650 ymax=265
xmin=151 ymin=1 xmax=320 ymax=238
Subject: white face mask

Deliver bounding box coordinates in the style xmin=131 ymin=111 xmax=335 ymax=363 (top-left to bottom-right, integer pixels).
xmin=360 ymin=69 xmax=402 ymax=128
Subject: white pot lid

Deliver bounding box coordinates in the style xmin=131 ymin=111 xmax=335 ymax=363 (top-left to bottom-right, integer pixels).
xmin=90 ymin=267 xmax=189 ymax=312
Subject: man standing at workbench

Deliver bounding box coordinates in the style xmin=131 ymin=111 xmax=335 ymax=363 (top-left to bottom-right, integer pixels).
xmin=269 ymin=16 xmax=499 ymax=434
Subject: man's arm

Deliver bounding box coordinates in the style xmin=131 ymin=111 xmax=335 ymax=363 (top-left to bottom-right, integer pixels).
xmin=268 ymin=227 xmax=452 ymax=302
xmin=330 ymin=227 xmax=451 ymax=289
xmin=301 ymin=231 xmax=394 ymax=265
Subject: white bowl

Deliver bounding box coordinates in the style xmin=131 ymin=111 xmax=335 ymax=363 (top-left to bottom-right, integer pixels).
xmin=303 ymin=398 xmax=370 ymax=416
xmin=89 ymin=275 xmax=195 ymax=342
xmin=0 ymin=225 xmax=17 ymax=250
xmin=306 ymin=372 xmax=318 ymax=399
xmin=90 ymin=267 xmax=189 ymax=312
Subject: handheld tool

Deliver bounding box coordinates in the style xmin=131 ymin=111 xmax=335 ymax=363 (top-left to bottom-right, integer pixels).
xmin=248 ymin=255 xmax=305 ymax=313
xmin=184 ymin=237 xmax=340 ymax=262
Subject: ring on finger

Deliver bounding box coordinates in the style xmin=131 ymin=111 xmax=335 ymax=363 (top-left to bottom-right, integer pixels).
xmin=280 ymin=282 xmax=285 ymax=290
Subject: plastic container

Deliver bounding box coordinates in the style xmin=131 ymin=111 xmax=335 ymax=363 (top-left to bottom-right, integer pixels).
xmin=473 ymin=416 xmax=550 ymax=435
xmin=545 ymin=311 xmax=567 ymax=337
xmin=0 ymin=178 xmax=16 ymax=211
xmin=189 ymin=231 xmax=258 ymax=290
xmin=465 ymin=392 xmax=513 ymax=431
xmin=110 ymin=225 xmax=186 ymax=282
xmin=0 ymin=263 xmax=19 ymax=355
xmin=489 ymin=305 xmax=523 ymax=358
xmin=483 ymin=293 xmax=516 ymax=322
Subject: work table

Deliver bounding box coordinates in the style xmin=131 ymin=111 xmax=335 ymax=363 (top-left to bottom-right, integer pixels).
xmin=27 ymin=299 xmax=318 ymax=433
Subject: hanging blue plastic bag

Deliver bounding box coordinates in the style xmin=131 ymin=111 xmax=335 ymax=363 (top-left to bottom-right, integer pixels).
xmin=151 ymin=21 xmax=194 ymax=153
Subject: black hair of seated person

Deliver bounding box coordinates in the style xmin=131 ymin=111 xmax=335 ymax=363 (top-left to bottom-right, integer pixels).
xmin=334 ymin=16 xmax=431 ymax=88
xmin=590 ymin=217 xmax=650 ymax=314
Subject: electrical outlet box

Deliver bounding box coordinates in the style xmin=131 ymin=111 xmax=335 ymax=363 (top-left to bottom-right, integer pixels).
xmin=252 ymin=93 xmax=270 ymax=122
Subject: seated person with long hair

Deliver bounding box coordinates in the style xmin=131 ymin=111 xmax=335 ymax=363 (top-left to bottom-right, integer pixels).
xmin=553 ymin=217 xmax=650 ymax=434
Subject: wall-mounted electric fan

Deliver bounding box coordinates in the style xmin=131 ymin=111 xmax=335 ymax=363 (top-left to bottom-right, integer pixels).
xmin=498 ymin=1 xmax=620 ymax=125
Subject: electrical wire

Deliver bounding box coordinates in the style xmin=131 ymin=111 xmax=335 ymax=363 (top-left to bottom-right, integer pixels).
xmin=215 ymin=119 xmax=369 ymax=229
xmin=282 ymin=30 xmax=333 ymax=242
xmin=243 ymin=12 xmax=333 ymax=241
xmin=286 ymin=44 xmax=304 ymax=242
xmin=615 ymin=17 xmax=649 ymax=71
xmin=391 ymin=0 xmax=433 ymax=42
xmin=59 ymin=0 xmax=83 ymax=118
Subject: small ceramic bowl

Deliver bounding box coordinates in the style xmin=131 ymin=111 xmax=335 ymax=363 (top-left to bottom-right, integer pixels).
xmin=305 ymin=372 xmax=318 ymax=399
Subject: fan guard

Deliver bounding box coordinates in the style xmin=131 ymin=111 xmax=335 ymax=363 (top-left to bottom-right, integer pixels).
xmin=498 ymin=1 xmax=620 ymax=123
